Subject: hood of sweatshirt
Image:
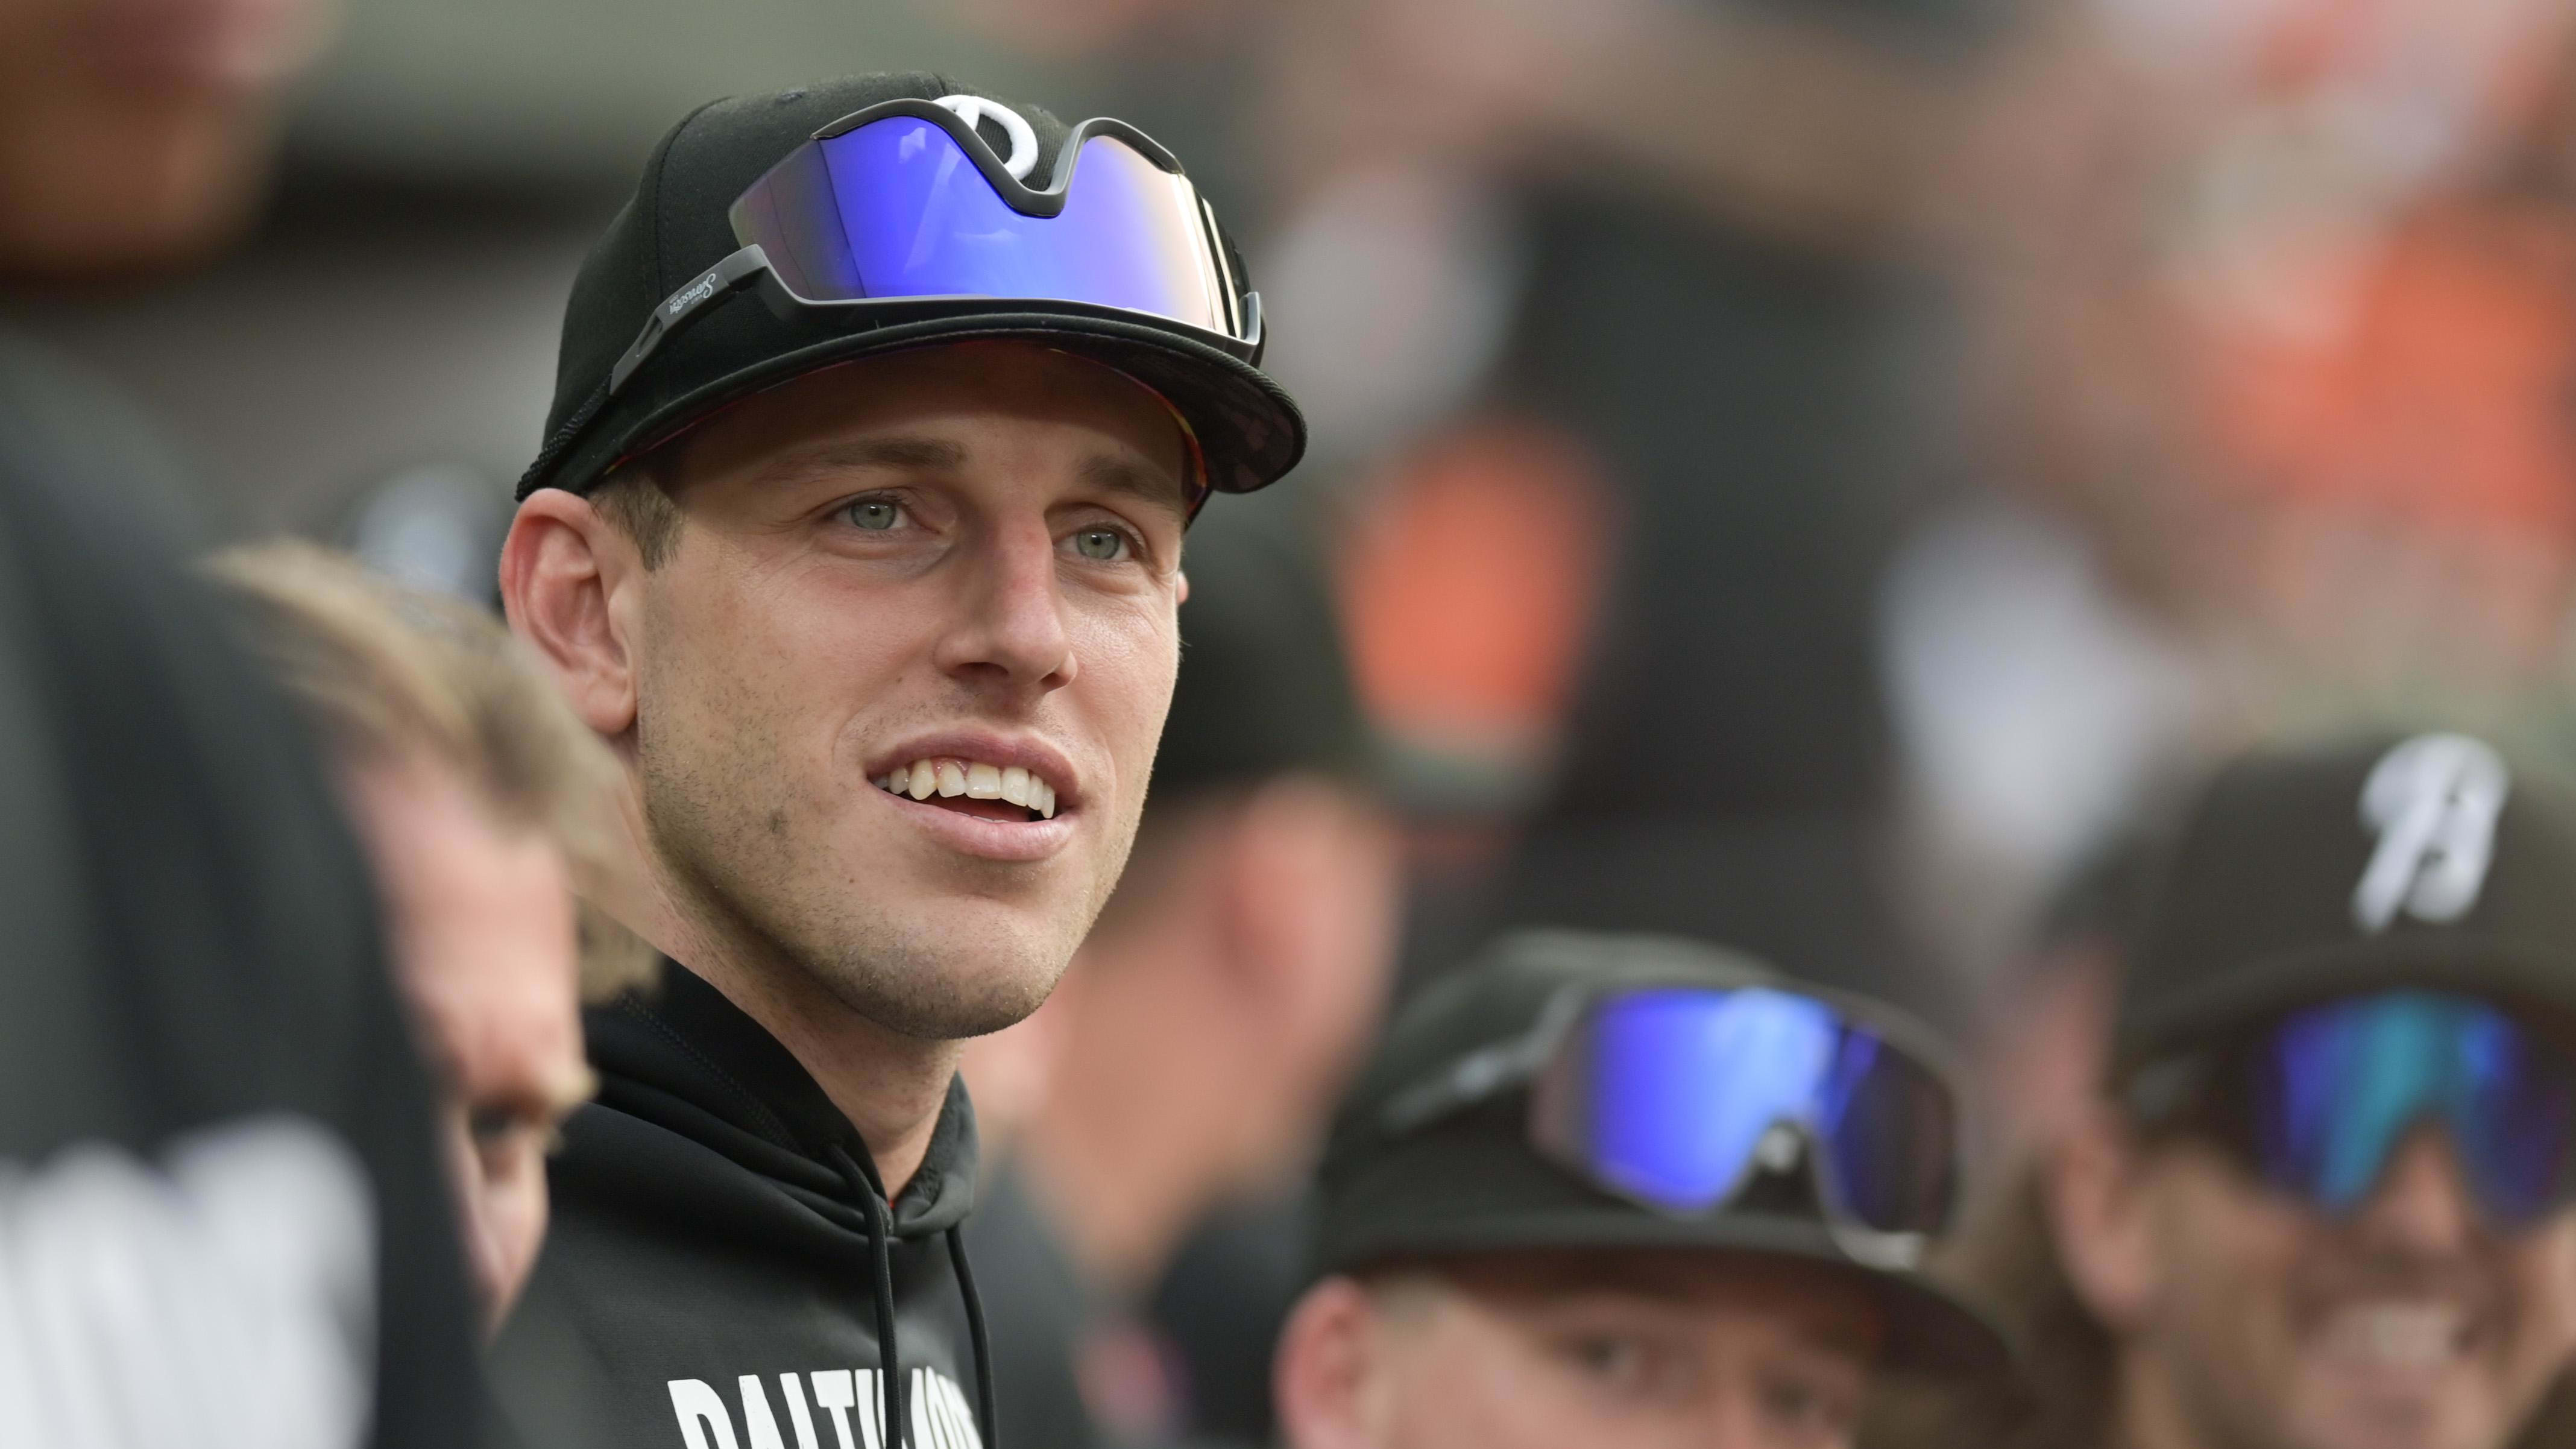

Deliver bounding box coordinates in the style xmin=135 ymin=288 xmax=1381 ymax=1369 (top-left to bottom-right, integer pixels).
xmin=582 ymin=961 xmax=979 ymax=1242
xmin=493 ymin=960 xmax=995 ymax=1449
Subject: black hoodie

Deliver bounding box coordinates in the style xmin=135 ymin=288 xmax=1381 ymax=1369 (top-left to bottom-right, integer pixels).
xmin=494 ymin=960 xmax=995 ymax=1449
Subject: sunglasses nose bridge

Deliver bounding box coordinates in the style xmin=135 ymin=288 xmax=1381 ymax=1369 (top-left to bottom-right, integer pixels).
xmin=2344 ymin=1120 xmax=2491 ymax=1240
xmin=1752 ymin=1119 xmax=1806 ymax=1175
xmin=1726 ymin=1116 xmax=1836 ymax=1216
xmin=932 ymin=94 xmax=1038 ymax=181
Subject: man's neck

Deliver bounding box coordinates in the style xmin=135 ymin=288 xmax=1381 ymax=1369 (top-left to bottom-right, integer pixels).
xmin=628 ymin=837 xmax=958 ymax=1198
xmin=701 ymin=946 xmax=962 ymax=1197
xmin=2114 ymin=1342 xmax=2225 ymax=1449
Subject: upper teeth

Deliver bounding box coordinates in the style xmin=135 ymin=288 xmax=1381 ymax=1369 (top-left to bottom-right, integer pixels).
xmin=2321 ymin=1303 xmax=2466 ymax=1368
xmin=875 ymin=759 xmax=1057 ymax=818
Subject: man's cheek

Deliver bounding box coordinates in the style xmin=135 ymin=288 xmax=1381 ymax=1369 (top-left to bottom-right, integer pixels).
xmin=2513 ymin=1226 xmax=2576 ymax=1368
xmin=2158 ymin=1188 xmax=2288 ymax=1374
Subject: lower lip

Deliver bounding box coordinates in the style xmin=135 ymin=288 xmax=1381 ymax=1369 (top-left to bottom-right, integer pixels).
xmin=874 ymin=787 xmax=1074 ymax=863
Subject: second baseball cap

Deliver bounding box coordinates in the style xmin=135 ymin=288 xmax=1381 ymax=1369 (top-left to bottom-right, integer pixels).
xmin=1316 ymin=930 xmax=2011 ymax=1380
xmin=2118 ymin=731 xmax=2576 ymax=1076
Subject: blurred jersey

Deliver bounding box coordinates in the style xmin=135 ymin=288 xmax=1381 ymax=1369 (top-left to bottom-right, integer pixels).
xmin=0 ymin=332 xmax=491 ymax=1447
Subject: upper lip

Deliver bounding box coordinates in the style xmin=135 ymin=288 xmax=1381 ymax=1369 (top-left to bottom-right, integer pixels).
xmin=868 ymin=731 xmax=1082 ymax=809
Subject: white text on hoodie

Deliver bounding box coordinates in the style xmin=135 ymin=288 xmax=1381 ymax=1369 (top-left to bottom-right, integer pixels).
xmin=670 ymin=1366 xmax=983 ymax=1449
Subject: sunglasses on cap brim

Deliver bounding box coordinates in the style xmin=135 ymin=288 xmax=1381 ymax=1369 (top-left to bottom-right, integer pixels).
xmin=606 ymin=96 xmax=1263 ymax=405
xmin=2126 ymin=990 xmax=2576 ymax=1228
xmin=1376 ymin=982 xmax=1964 ymax=1272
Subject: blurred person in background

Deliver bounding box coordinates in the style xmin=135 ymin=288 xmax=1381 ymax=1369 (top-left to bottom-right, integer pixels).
xmin=963 ymin=501 xmax=1402 ymax=1448
xmin=0 ymin=0 xmax=334 ymax=277
xmin=1274 ymin=930 xmax=2011 ymax=1449
xmin=210 ymin=540 xmax=657 ymax=1334
xmin=493 ymin=72 xmax=1304 ymax=1449
xmin=0 ymin=0 xmax=494 ymax=1440
xmin=1913 ymin=733 xmax=2576 ymax=1449
xmin=1248 ymin=0 xmax=2037 ymax=1025
xmin=1956 ymin=0 xmax=2576 ymax=730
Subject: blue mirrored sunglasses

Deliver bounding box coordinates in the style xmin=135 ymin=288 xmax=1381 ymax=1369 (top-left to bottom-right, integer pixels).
xmin=1379 ymin=984 xmax=1961 ymax=1264
xmin=608 ymin=98 xmax=1261 ymax=400
xmin=2136 ymin=991 xmax=2576 ymax=1226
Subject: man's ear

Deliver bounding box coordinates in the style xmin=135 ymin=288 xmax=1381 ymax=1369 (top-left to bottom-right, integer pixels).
xmin=1275 ymin=1278 xmax=1383 ymax=1449
xmin=499 ymin=490 xmax=643 ymax=739
xmin=2048 ymin=1104 xmax=2163 ymax=1334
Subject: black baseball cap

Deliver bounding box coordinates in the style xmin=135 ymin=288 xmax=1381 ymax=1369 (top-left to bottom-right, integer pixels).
xmin=2117 ymin=731 xmax=2576 ymax=1078
xmin=1315 ymin=929 xmax=2012 ymax=1380
xmin=1151 ymin=497 xmax=1379 ymax=801
xmin=517 ymin=72 xmax=1305 ymax=502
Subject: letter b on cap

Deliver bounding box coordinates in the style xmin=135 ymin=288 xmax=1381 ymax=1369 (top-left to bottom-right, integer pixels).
xmin=2353 ymin=733 xmax=2510 ymax=933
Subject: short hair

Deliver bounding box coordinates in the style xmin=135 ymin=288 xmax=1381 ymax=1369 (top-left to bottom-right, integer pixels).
xmin=591 ymin=453 xmax=684 ymax=570
xmin=206 ymin=540 xmax=657 ymax=1002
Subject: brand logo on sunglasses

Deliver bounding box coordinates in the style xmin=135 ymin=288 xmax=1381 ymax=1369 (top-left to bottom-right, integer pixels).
xmin=669 ymin=272 xmax=720 ymax=317
xmin=2354 ymin=733 xmax=2510 ymax=933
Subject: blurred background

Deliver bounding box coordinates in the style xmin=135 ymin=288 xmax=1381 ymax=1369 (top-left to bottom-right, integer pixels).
xmin=19 ymin=0 xmax=2576 ymax=1439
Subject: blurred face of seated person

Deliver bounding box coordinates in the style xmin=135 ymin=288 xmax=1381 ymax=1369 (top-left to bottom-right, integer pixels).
xmin=1276 ymin=1249 xmax=1885 ymax=1449
xmin=0 ymin=0 xmax=337 ymax=276
xmin=344 ymin=752 xmax=591 ymax=1334
xmin=503 ymin=340 xmax=1193 ymax=1187
xmin=209 ymin=541 xmax=647 ymax=1334
xmin=2050 ymin=1108 xmax=2576 ymax=1449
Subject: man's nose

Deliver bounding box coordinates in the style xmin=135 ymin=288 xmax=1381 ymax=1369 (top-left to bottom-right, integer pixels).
xmin=2352 ymin=1126 xmax=2479 ymax=1252
xmin=933 ymin=520 xmax=1076 ymax=691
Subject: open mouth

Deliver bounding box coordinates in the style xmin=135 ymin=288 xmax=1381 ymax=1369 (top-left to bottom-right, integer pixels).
xmin=2313 ymin=1301 xmax=2484 ymax=1373
xmin=875 ymin=757 xmax=1060 ymax=824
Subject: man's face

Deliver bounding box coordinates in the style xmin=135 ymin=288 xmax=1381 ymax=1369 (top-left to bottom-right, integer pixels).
xmin=343 ymin=756 xmax=591 ymax=1336
xmin=2115 ymin=1129 xmax=2576 ymax=1449
xmin=628 ymin=341 xmax=1192 ymax=1040
xmin=1288 ymin=1249 xmax=1885 ymax=1449
xmin=0 ymin=0 xmax=334 ymax=276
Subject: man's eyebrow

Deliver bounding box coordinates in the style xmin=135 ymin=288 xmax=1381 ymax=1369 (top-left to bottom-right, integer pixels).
xmin=751 ymin=436 xmax=969 ymax=486
xmin=1789 ymin=1316 xmax=1883 ymax=1361
xmin=1077 ymin=451 xmax=1192 ymax=516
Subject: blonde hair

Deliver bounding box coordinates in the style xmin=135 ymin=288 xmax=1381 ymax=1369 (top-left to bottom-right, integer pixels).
xmin=206 ymin=539 xmax=657 ymax=1003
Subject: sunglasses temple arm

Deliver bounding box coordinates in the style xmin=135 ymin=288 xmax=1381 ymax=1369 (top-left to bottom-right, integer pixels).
xmin=608 ymin=245 xmax=775 ymax=398
xmin=1376 ymin=990 xmax=1590 ymax=1138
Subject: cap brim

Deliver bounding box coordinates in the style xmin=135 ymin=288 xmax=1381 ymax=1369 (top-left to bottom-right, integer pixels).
xmin=1325 ymin=1206 xmax=2015 ymax=1382
xmin=2116 ymin=936 xmax=2576 ymax=1075
xmin=526 ymin=308 xmax=1305 ymax=501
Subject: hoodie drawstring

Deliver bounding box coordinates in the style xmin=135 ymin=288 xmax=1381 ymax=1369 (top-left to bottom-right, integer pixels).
xmin=828 ymin=1146 xmax=909 ymax=1449
xmin=945 ymin=1224 xmax=998 ymax=1447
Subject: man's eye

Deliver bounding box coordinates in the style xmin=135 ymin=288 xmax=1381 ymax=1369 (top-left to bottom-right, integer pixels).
xmin=1758 ymin=1374 xmax=1860 ymax=1444
xmin=1561 ymin=1334 xmax=1646 ymax=1386
xmin=1069 ymin=528 xmax=1131 ymax=562
xmin=468 ymin=1106 xmax=565 ymax=1165
xmin=469 ymin=1106 xmax=529 ymax=1146
xmin=844 ymin=498 xmax=904 ymax=531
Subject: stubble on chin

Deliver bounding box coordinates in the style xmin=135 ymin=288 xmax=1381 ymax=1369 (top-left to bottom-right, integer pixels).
xmin=799 ymin=924 xmax=1065 ymax=1041
xmin=638 ymin=730 xmax=1120 ymax=1044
